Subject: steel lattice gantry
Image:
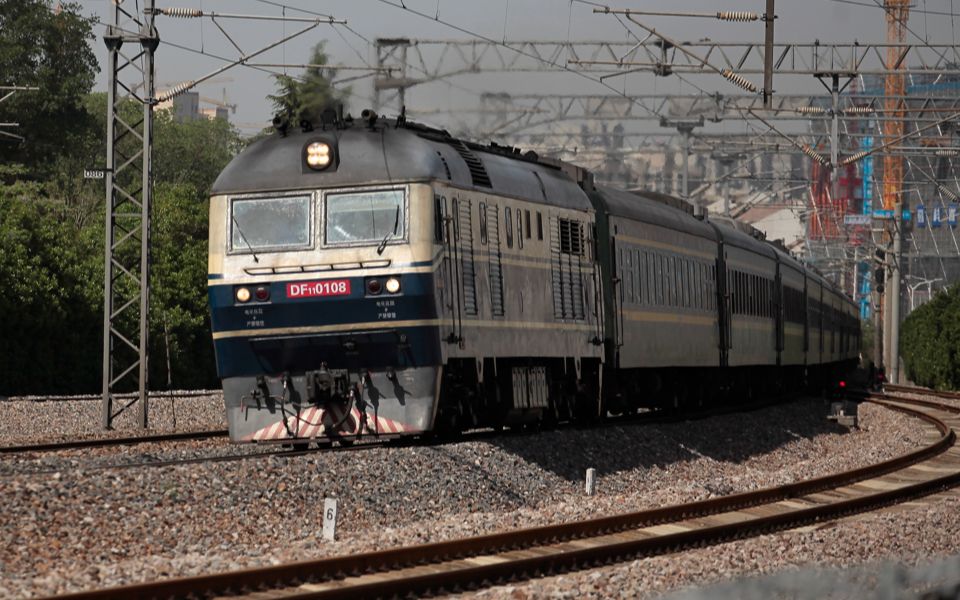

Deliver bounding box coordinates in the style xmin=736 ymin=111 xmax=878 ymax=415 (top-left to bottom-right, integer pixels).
xmin=372 ymin=38 xmax=960 ymax=113
xmin=101 ymin=0 xmax=157 ymax=429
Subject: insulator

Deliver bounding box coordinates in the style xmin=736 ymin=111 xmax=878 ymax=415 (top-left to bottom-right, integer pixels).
xmin=716 ymin=11 xmax=759 ymax=22
xmin=159 ymin=7 xmax=203 ymax=18
xmin=841 ymin=150 xmax=870 ymax=165
xmin=935 ymin=148 xmax=959 ymax=157
xmin=937 ymin=184 xmax=960 ymax=201
xmin=801 ymin=144 xmax=828 ymax=165
xmin=795 ymin=106 xmax=826 ymax=115
xmin=844 ymin=105 xmax=875 ymax=115
xmin=721 ymin=69 xmax=758 ymax=93
xmin=156 ymin=81 xmax=195 ymax=102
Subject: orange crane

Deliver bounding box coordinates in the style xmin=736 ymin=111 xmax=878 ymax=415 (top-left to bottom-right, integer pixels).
xmin=882 ymin=0 xmax=909 ymax=211
xmin=880 ymin=0 xmax=910 ymax=382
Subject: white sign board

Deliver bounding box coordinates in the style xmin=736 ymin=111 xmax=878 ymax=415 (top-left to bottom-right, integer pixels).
xmin=843 ymin=214 xmax=872 ymax=226
xmin=83 ymin=169 xmax=105 ymax=179
xmin=322 ymin=498 xmax=338 ymax=542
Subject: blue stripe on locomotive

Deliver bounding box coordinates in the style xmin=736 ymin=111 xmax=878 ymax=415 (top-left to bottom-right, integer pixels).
xmin=209 ymin=271 xmax=442 ymax=377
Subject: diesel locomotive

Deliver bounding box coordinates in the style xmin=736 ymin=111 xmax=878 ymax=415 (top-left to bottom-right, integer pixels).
xmin=207 ymin=110 xmax=860 ymax=443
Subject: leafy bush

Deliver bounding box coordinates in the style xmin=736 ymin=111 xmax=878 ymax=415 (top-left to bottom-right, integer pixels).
xmin=901 ymin=283 xmax=960 ymax=391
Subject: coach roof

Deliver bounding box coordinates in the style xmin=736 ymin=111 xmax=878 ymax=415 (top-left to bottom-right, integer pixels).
xmin=211 ymin=122 xmax=593 ymax=211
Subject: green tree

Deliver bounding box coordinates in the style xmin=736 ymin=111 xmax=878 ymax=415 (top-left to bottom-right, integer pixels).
xmin=0 ymin=0 xmax=99 ymax=178
xmin=0 ymin=171 xmax=101 ymax=394
xmin=149 ymin=182 xmax=218 ymax=389
xmin=268 ymin=42 xmax=349 ymax=126
xmin=153 ymin=109 xmax=242 ymax=196
xmin=901 ymin=283 xmax=960 ymax=390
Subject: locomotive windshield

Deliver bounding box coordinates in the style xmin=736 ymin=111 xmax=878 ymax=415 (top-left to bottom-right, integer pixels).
xmin=324 ymin=188 xmax=405 ymax=246
xmin=230 ymin=194 xmax=312 ymax=253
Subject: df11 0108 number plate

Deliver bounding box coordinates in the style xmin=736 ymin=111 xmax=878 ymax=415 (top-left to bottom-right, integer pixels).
xmin=286 ymin=279 xmax=351 ymax=298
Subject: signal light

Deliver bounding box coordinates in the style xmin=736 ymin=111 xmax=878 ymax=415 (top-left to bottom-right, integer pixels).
xmin=385 ymin=277 xmax=401 ymax=294
xmin=839 ymin=380 xmax=847 ymax=388
xmin=367 ymin=278 xmax=382 ymax=295
xmin=255 ymin=286 xmax=270 ymax=302
xmin=235 ymin=287 xmax=251 ymax=303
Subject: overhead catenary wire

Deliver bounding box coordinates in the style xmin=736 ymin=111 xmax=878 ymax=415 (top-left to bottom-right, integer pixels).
xmin=371 ymin=0 xmax=669 ymax=121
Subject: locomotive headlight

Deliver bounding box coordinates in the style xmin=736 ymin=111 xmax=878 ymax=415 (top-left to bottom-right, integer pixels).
xmin=385 ymin=277 xmax=401 ymax=294
xmin=305 ymin=142 xmax=331 ymax=170
xmin=235 ymin=287 xmax=251 ymax=303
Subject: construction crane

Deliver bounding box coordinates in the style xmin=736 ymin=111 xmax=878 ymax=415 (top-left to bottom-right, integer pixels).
xmin=880 ymin=0 xmax=910 ymax=383
xmin=882 ymin=0 xmax=909 ymax=212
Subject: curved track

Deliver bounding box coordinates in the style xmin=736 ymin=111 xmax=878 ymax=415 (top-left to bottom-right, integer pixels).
xmin=47 ymin=390 xmax=960 ymax=600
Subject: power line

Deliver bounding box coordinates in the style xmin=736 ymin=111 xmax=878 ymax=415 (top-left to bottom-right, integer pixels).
xmin=372 ymin=0 xmax=666 ymax=120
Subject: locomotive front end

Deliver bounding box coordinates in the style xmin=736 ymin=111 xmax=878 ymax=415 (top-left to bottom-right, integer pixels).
xmin=207 ymin=127 xmax=443 ymax=443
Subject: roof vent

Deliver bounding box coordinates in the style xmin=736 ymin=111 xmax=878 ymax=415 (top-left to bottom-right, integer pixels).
xmin=436 ymin=151 xmax=452 ymax=180
xmin=449 ymin=140 xmax=492 ymax=188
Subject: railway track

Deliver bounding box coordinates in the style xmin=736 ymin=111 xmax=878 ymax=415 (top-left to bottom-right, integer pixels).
xmin=0 ymin=429 xmax=229 ymax=454
xmin=49 ymin=390 xmax=960 ymax=600
xmin=0 ymin=394 xmax=795 ymax=474
xmin=885 ymin=383 xmax=960 ymax=402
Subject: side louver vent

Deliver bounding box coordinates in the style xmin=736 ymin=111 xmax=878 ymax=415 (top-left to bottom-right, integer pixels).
xmin=449 ymin=140 xmax=492 ymax=188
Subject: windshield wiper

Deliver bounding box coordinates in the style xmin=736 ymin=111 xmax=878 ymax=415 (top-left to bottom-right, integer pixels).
xmin=231 ymin=214 xmax=260 ymax=263
xmin=377 ymin=205 xmax=401 ymax=256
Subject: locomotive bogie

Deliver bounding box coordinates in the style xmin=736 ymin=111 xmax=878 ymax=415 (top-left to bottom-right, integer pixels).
xmin=220 ymin=366 xmax=439 ymax=442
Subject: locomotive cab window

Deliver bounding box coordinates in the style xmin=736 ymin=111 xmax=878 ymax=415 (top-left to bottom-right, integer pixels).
xmin=325 ymin=188 xmax=405 ymax=246
xmin=230 ymin=194 xmax=312 ymax=253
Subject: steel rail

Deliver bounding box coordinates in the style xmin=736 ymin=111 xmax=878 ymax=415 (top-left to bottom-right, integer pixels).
xmin=0 ymin=429 xmax=229 ymax=454
xmin=48 ymin=395 xmax=960 ymax=600
xmin=885 ymin=383 xmax=960 ymax=402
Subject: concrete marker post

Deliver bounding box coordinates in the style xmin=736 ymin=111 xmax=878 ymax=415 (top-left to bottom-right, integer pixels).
xmin=585 ymin=468 xmax=597 ymax=496
xmin=322 ymin=498 xmax=338 ymax=541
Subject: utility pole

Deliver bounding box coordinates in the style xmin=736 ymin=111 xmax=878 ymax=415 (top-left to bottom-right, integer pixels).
xmin=661 ymin=117 xmax=704 ymax=215
xmin=762 ymin=0 xmax=776 ymax=108
xmin=889 ymin=204 xmax=904 ymax=383
xmin=102 ymin=0 xmax=157 ymax=429
xmin=881 ymin=0 xmax=910 ymax=384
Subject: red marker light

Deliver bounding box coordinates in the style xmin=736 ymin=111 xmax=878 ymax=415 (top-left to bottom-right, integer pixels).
xmin=839 ymin=380 xmax=847 ymax=388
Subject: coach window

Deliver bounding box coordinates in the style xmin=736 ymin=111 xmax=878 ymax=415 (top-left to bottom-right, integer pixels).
xmin=536 ymin=212 xmax=543 ymax=240
xmin=434 ymin=195 xmax=445 ymax=242
xmin=505 ymin=207 xmax=514 ymax=248
xmin=479 ymin=202 xmax=488 ymax=245
xmin=652 ymin=254 xmax=661 ymax=305
xmin=680 ymin=260 xmax=687 ymax=308
xmin=635 ymin=250 xmax=643 ymax=304
xmin=643 ymin=251 xmax=652 ymax=305
xmin=669 ymin=256 xmax=678 ymax=306
xmin=698 ymin=263 xmax=706 ymax=310
xmin=524 ymin=210 xmax=532 ymax=239
xmin=516 ymin=209 xmax=524 ymax=249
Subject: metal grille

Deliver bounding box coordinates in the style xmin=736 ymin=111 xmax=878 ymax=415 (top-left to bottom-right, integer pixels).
xmin=551 ymin=217 xmax=586 ymax=320
xmin=456 ymin=198 xmax=478 ymax=315
xmin=487 ymin=203 xmax=505 ymax=316
xmin=449 ymin=140 xmax=492 ymax=188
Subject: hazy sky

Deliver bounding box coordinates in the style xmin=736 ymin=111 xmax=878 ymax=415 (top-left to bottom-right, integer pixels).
xmin=74 ymin=0 xmax=960 ymax=135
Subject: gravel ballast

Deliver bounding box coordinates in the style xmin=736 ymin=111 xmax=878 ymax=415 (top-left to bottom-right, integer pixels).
xmin=0 ymin=396 xmax=952 ymax=598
